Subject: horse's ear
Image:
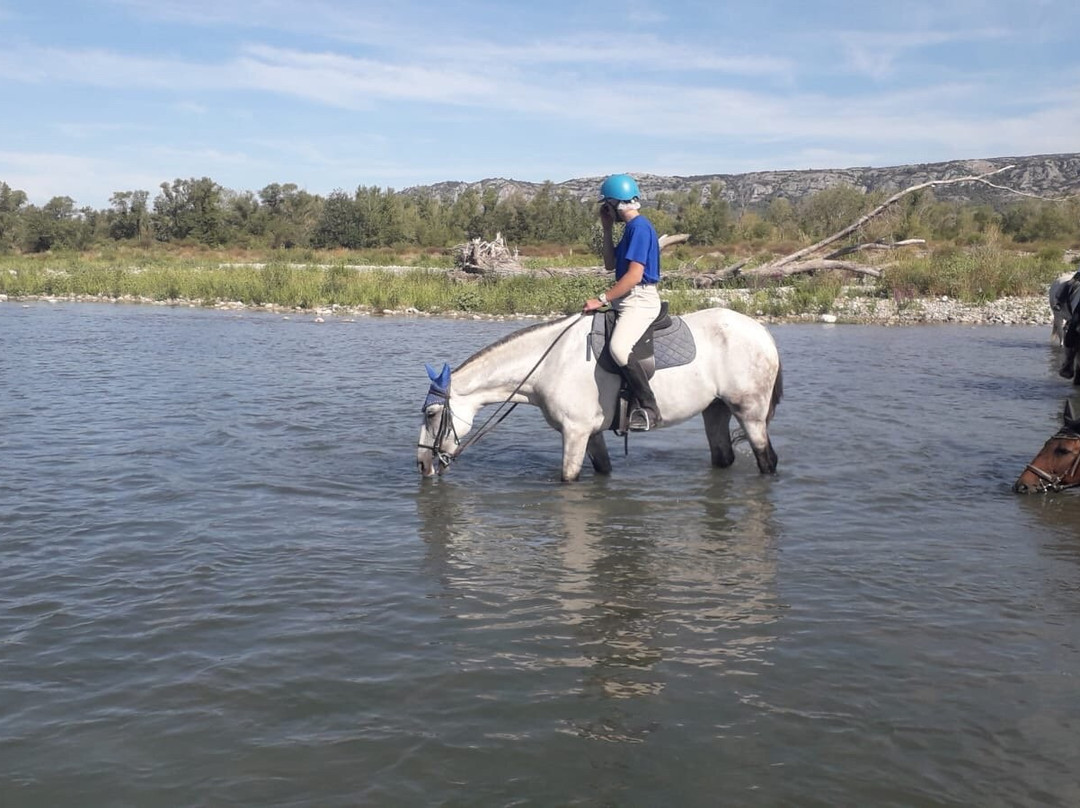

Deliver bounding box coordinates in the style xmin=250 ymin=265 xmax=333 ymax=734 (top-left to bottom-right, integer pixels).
xmin=425 ymin=362 xmax=452 ymax=389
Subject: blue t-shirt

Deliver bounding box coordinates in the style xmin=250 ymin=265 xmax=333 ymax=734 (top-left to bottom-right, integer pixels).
xmin=615 ymin=215 xmax=661 ymax=284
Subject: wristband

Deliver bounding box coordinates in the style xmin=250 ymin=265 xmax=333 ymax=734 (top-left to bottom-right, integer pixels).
xmin=598 ymin=293 xmax=608 ymax=305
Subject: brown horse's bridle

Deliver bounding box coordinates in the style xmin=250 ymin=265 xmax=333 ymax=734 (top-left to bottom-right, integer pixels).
xmin=1024 ymin=430 xmax=1080 ymax=492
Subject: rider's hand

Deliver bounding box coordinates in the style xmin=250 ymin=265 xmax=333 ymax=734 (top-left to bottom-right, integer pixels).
xmin=583 ymin=297 xmax=604 ymax=313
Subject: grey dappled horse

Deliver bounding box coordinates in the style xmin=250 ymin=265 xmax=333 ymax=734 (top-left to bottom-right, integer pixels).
xmin=1049 ymin=272 xmax=1080 ymax=347
xmin=417 ymin=307 xmax=782 ymax=482
xmin=1050 ymin=272 xmax=1080 ymax=383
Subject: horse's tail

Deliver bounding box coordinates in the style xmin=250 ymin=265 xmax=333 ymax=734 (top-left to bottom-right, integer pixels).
xmin=767 ymin=360 xmax=783 ymax=423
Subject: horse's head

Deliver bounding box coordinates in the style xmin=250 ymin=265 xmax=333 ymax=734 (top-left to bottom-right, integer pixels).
xmin=416 ymin=363 xmax=475 ymax=477
xmin=1014 ymin=400 xmax=1080 ymax=493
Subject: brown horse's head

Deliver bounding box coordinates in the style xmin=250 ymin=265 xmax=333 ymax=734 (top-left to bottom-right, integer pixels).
xmin=1014 ymin=400 xmax=1080 ymax=493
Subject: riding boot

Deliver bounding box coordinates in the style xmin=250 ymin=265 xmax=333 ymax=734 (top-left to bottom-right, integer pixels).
xmin=621 ymin=358 xmax=662 ymax=431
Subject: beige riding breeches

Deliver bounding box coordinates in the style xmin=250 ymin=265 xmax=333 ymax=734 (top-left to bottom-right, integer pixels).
xmin=609 ymin=284 xmax=662 ymax=367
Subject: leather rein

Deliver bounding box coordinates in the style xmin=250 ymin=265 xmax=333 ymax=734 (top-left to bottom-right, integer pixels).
xmin=417 ymin=313 xmax=586 ymax=473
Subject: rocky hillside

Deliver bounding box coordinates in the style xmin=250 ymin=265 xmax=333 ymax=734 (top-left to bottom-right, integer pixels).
xmin=407 ymin=153 xmax=1080 ymax=211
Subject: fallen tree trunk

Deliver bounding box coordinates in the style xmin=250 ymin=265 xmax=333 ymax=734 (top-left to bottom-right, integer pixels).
xmin=708 ymin=164 xmax=1076 ymax=280
xmin=766 ymin=165 xmax=1016 ymax=272
xmin=750 ymin=258 xmax=883 ymax=279
xmin=825 ymin=238 xmax=925 ymax=259
xmin=659 ymin=233 xmax=690 ymax=250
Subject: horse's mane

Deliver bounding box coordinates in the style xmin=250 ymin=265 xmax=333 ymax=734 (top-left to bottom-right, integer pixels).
xmin=457 ymin=315 xmax=577 ymax=372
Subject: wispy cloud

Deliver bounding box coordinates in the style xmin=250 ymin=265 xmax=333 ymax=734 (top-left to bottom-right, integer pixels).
xmin=2 ymin=0 xmax=1076 ymax=206
xmin=834 ymin=27 xmax=1011 ymax=80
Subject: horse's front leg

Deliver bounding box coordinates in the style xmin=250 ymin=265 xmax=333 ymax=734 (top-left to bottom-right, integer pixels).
xmin=559 ymin=428 xmax=594 ymax=482
xmin=586 ymin=432 xmax=612 ymax=475
xmin=702 ymin=399 xmax=735 ymax=468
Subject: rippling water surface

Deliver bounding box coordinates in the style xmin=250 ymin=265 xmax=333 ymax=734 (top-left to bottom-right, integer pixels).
xmin=3 ymin=302 xmax=1080 ymax=807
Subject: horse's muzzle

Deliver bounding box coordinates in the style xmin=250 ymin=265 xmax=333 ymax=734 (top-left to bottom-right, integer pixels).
xmin=1013 ymin=474 xmax=1054 ymax=494
xmin=417 ymin=451 xmax=448 ymax=477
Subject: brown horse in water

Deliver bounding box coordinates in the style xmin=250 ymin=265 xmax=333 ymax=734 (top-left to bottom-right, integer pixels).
xmin=1014 ymin=401 xmax=1080 ymax=493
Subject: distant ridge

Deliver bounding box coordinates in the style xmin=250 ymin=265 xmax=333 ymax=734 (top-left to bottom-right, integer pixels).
xmin=405 ymin=153 xmax=1080 ymax=211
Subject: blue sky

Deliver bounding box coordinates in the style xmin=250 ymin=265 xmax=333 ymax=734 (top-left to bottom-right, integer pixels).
xmin=1 ymin=0 xmax=1078 ymax=208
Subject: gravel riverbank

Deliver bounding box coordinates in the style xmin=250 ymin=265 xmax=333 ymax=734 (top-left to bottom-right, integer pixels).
xmin=0 ymin=290 xmax=1054 ymax=327
xmin=701 ymin=290 xmax=1054 ymax=326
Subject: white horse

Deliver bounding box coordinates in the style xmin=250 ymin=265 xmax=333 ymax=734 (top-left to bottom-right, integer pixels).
xmin=416 ymin=307 xmax=783 ymax=481
xmin=1049 ymin=271 xmax=1080 ymax=347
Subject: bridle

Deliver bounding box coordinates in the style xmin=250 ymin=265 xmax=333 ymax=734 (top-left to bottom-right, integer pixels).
xmin=417 ymin=390 xmax=465 ymax=471
xmin=416 ymin=312 xmax=586 ymax=474
xmin=1023 ymin=429 xmax=1080 ymax=492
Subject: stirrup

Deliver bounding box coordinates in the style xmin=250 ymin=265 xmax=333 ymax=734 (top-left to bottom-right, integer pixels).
xmin=627 ymin=408 xmax=659 ymax=432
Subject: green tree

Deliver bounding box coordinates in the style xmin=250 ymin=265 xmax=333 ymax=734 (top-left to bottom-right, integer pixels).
xmin=152 ymin=177 xmax=226 ymax=244
xmin=765 ymin=197 xmax=798 ymax=241
xmin=448 ymin=187 xmax=481 ymax=240
xmin=22 ymin=196 xmax=82 ymax=253
xmin=676 ymin=184 xmax=733 ymax=245
xmin=797 ymin=186 xmax=869 ymax=239
xmin=410 ymin=192 xmax=455 ymax=247
xmin=258 ymin=183 xmax=322 ymax=248
xmin=312 ymin=190 xmax=363 ymax=249
xmin=0 ymin=181 xmax=29 ymax=252
xmin=1001 ymin=200 xmax=1073 ymax=243
xmin=107 ymin=190 xmax=151 ymax=242
xmin=224 ymin=189 xmax=261 ymax=243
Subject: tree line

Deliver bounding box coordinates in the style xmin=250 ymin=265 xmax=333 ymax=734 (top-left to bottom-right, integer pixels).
xmin=1 ymin=176 xmax=1077 ymax=255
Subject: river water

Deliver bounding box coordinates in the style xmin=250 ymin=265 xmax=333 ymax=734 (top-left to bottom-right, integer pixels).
xmin=2 ymin=302 xmax=1079 ymax=807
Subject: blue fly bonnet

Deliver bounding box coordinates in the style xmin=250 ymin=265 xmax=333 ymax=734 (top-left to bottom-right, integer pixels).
xmin=423 ymin=362 xmax=452 ymax=410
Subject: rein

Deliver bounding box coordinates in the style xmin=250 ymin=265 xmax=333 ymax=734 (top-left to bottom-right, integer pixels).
xmin=419 ymin=313 xmax=587 ymax=471
xmin=1024 ymin=430 xmax=1080 ymax=491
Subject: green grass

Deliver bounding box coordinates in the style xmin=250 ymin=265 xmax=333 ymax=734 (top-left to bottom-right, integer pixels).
xmin=0 ymin=244 xmax=1070 ymax=317
xmin=877 ymin=244 xmax=1064 ymax=302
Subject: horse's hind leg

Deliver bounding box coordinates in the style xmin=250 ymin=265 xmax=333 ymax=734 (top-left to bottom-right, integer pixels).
xmin=702 ymin=399 xmax=736 ymax=468
xmin=740 ymin=417 xmax=778 ymax=474
xmin=727 ymin=396 xmax=778 ymax=474
xmin=751 ymin=435 xmax=778 ymax=474
xmin=586 ymin=432 xmax=612 ymax=475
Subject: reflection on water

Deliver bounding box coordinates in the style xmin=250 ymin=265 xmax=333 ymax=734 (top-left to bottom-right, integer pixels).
xmin=5 ymin=306 xmax=1080 ymax=806
xmin=416 ymin=473 xmax=783 ymax=741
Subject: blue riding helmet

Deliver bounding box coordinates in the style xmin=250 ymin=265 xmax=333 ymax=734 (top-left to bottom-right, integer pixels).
xmin=599 ymin=174 xmax=640 ymax=202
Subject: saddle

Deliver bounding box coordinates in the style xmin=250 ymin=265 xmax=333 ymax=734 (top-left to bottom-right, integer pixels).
xmin=586 ymin=302 xmax=698 ymax=434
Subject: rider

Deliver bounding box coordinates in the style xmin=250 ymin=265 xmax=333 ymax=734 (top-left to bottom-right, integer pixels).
xmin=583 ymin=173 xmax=663 ymax=430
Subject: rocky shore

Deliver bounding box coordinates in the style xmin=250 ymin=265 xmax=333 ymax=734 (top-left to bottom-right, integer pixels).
xmin=701 ymin=290 xmax=1054 ymax=326
xmin=0 ymin=290 xmax=1054 ymax=327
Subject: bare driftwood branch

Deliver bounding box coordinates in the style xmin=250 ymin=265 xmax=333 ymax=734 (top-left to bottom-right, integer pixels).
xmin=771 ymin=165 xmax=1016 ymax=269
xmin=751 ymin=258 xmax=883 ymax=279
xmin=454 ymin=232 xmax=526 ymax=276
xmin=826 ymin=238 xmax=925 ymax=260
xmin=659 ymin=233 xmax=690 ymax=250
xmin=665 ymin=164 xmax=1059 ymax=283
